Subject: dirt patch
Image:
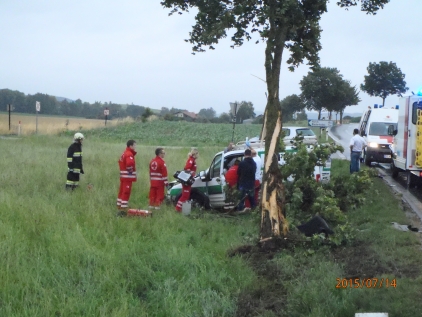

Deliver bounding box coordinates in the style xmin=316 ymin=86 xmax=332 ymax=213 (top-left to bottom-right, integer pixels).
xmin=330 ymin=240 xmax=420 ymax=279
xmin=230 ymin=230 xmax=420 ymax=316
xmin=228 ymin=236 xmax=307 ymax=317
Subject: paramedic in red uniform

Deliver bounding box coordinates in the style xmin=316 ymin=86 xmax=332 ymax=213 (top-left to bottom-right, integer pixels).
xmin=117 ymin=140 xmax=137 ymax=211
xmin=225 ymin=159 xmax=240 ymax=188
xmin=149 ymin=147 xmax=168 ymax=209
xmin=175 ymin=148 xmax=199 ymax=212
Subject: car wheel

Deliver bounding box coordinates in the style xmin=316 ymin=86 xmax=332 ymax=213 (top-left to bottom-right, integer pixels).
xmin=391 ymin=162 xmax=399 ymax=179
xmin=172 ymin=189 xmax=211 ymax=210
xmin=364 ymin=151 xmax=371 ymax=167
xmin=190 ymin=189 xmax=211 ymax=210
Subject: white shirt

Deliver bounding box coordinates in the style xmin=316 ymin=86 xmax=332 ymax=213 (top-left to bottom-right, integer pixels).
xmin=349 ymin=134 xmax=367 ymax=152
xmin=253 ymin=156 xmax=262 ymax=183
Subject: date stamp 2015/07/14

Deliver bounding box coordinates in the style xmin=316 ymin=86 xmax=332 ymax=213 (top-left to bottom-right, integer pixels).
xmin=335 ymin=278 xmax=397 ymax=289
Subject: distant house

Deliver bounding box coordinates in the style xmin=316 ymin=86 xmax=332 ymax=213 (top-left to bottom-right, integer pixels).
xmin=173 ymin=111 xmax=198 ymax=120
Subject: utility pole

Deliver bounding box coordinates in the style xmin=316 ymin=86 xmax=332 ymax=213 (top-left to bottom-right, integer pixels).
xmin=7 ymin=104 xmax=11 ymax=130
xmin=36 ymin=101 xmax=41 ymax=134
xmin=230 ymin=102 xmax=239 ymax=143
xmin=104 ymin=108 xmax=109 ymax=126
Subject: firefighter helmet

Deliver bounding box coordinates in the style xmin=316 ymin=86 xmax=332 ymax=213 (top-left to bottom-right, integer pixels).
xmin=74 ymin=132 xmax=84 ymax=140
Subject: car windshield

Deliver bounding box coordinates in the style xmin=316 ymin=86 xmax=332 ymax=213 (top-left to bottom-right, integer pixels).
xmin=296 ymin=128 xmax=315 ymax=136
xmin=369 ymin=122 xmax=397 ymax=136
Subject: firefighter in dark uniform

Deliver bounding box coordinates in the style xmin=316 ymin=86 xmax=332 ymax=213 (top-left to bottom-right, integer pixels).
xmin=66 ymin=132 xmax=84 ymax=190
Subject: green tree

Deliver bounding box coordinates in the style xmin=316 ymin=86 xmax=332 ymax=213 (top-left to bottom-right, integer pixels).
xmin=300 ymin=67 xmax=344 ymax=119
xmin=231 ymin=101 xmax=255 ymax=123
xmin=335 ymin=80 xmax=360 ymax=123
xmin=141 ymin=107 xmax=154 ymax=122
xmin=280 ymin=94 xmax=305 ymax=123
xmin=198 ymin=107 xmax=216 ymax=119
xmin=361 ymin=61 xmax=408 ymax=107
xmin=218 ymin=112 xmax=231 ymax=123
xmin=300 ymin=68 xmax=359 ymax=121
xmin=160 ymin=0 xmax=388 ymax=240
xmin=296 ymin=109 xmax=308 ymax=121
xmin=160 ymin=107 xmax=170 ymax=116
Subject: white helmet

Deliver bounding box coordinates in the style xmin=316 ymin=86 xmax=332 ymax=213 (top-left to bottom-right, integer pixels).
xmin=74 ymin=132 xmax=84 ymax=140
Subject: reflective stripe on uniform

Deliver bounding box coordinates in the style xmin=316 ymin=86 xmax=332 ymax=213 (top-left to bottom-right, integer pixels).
xmin=67 ymin=158 xmax=73 ymax=162
xmin=120 ymin=175 xmax=136 ymax=179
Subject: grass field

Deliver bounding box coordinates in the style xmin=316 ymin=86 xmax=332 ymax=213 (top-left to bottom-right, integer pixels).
xmin=0 ymin=124 xmax=420 ymax=316
xmin=0 ymin=112 xmax=133 ymax=135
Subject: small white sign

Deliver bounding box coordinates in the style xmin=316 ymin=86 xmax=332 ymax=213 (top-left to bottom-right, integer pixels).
xmin=230 ymin=102 xmax=239 ymax=117
xmin=104 ymin=109 xmax=110 ymax=116
xmin=36 ymin=101 xmax=41 ymax=112
xmin=308 ymin=120 xmax=333 ymax=127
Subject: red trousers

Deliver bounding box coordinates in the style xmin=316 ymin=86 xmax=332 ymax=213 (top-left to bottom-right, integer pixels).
xmin=175 ymin=184 xmax=191 ymax=212
xmin=245 ymin=180 xmax=261 ymax=208
xmin=149 ymin=185 xmax=165 ymax=207
xmin=117 ymin=180 xmax=133 ymax=208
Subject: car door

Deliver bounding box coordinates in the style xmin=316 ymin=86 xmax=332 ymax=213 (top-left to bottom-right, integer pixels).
xmin=205 ymin=152 xmax=225 ymax=207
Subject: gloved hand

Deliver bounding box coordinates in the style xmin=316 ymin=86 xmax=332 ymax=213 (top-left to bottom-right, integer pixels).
xmin=127 ymin=167 xmax=133 ymax=175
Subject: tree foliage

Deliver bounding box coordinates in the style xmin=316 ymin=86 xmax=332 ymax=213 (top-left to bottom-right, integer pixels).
xmin=198 ymin=107 xmax=217 ymax=119
xmin=161 ymin=0 xmax=389 ymax=239
xmin=300 ymin=67 xmax=359 ymax=119
xmin=280 ymin=94 xmax=305 ymax=123
xmin=360 ymin=61 xmax=408 ymax=107
xmin=0 ymin=89 xmax=151 ymax=120
xmin=230 ymin=101 xmax=255 ymax=123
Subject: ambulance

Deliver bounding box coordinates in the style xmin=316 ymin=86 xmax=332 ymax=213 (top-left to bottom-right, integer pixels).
xmin=389 ymin=94 xmax=422 ymax=187
xmin=166 ymin=143 xmax=331 ymax=210
xmin=358 ymin=105 xmax=398 ymax=166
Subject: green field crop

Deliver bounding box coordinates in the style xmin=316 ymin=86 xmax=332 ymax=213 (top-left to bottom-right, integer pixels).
xmin=1 ymin=134 xmax=421 ymax=316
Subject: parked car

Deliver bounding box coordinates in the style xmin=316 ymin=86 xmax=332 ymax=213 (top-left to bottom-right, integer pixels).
xmin=282 ymin=126 xmax=318 ymax=145
xmin=235 ymin=126 xmax=317 ymax=149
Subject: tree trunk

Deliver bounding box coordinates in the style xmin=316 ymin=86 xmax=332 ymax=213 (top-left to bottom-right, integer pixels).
xmin=318 ymin=109 xmax=321 ymax=120
xmin=382 ymin=98 xmax=386 ymax=107
xmin=260 ymin=20 xmax=288 ymax=241
xmin=340 ymin=110 xmax=344 ymax=124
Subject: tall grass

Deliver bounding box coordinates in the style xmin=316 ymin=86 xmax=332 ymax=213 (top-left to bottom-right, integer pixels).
xmin=0 ymin=136 xmax=254 ymax=316
xmin=1 ymin=134 xmax=421 ymax=316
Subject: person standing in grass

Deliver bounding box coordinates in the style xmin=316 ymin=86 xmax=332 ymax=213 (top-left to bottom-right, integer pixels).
xmin=66 ymin=132 xmax=84 ymax=190
xmin=349 ymin=128 xmax=367 ymax=173
xmin=117 ymin=140 xmax=137 ymax=211
xmin=237 ymin=149 xmax=256 ymax=212
xmin=175 ymin=147 xmax=199 ymax=212
xmin=149 ymin=147 xmax=168 ymax=210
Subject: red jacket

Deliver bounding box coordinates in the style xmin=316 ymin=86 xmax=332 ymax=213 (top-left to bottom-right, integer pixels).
xmin=149 ymin=156 xmax=168 ymax=187
xmin=119 ymin=147 xmax=137 ymax=182
xmin=225 ymin=165 xmax=239 ymax=187
xmin=184 ymin=156 xmax=197 ymax=176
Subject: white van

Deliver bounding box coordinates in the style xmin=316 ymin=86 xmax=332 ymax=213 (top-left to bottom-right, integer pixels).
xmin=358 ymin=105 xmax=398 ymax=166
xmin=390 ymin=95 xmax=422 ymax=187
xmin=167 ymin=145 xmax=331 ymax=210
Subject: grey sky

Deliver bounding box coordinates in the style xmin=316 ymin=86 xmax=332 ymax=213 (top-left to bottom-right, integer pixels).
xmin=1 ymin=0 xmax=421 ymax=116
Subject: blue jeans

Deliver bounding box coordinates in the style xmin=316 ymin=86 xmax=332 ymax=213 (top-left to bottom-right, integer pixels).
xmin=350 ymin=152 xmax=361 ymax=173
xmin=238 ymin=187 xmax=255 ymax=211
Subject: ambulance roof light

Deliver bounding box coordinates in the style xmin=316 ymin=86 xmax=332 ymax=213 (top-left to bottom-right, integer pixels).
xmin=396 ymin=105 xmax=399 ymax=109
xmin=374 ymin=104 xmax=378 ymax=108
